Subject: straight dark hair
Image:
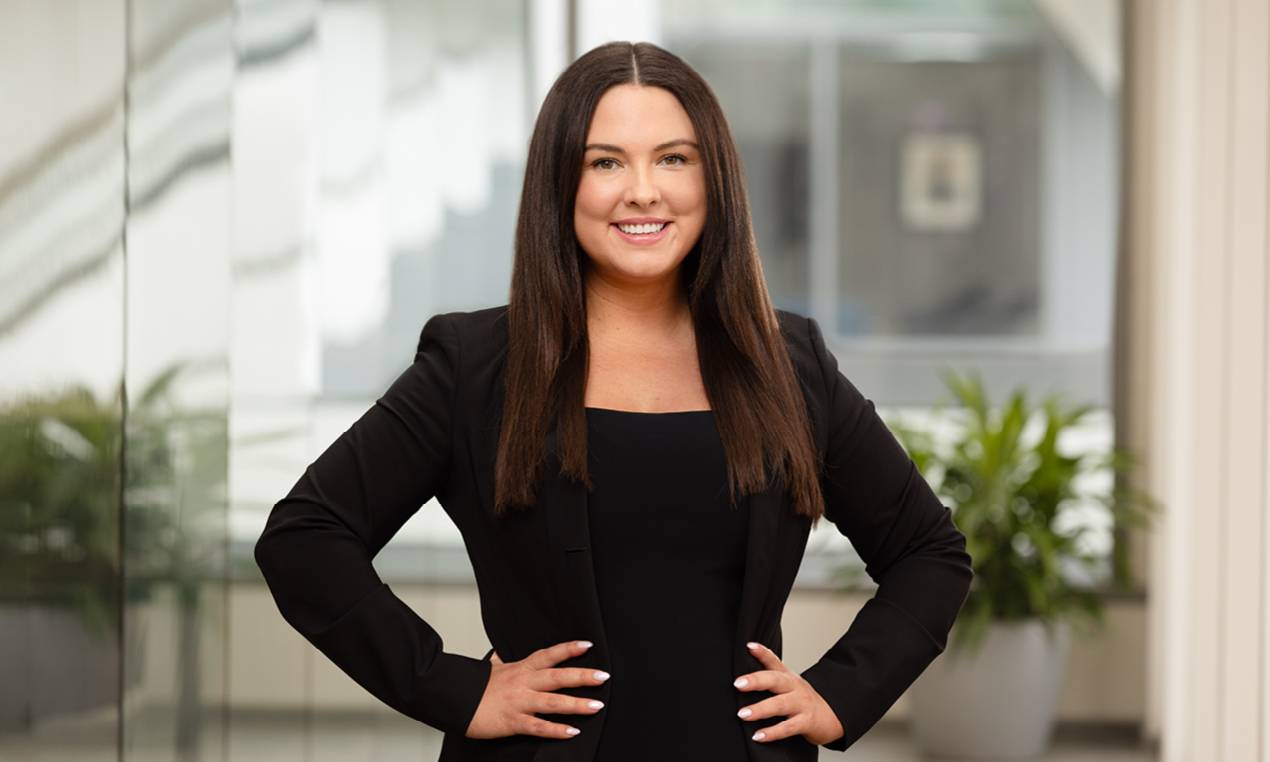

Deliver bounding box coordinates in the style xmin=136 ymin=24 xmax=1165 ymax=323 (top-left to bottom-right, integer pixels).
xmin=495 ymin=40 xmax=824 ymax=522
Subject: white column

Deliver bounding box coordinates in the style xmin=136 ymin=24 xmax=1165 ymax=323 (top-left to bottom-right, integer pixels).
xmin=1130 ymin=0 xmax=1270 ymax=760
xmin=574 ymin=0 xmax=662 ymax=55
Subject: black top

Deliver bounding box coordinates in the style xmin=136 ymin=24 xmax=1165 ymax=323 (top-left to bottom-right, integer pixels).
xmin=583 ymin=406 xmax=751 ymax=761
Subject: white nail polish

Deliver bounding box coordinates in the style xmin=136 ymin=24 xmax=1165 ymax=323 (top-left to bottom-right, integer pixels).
xmin=752 ymin=731 xmax=766 ymax=741
xmin=737 ymin=708 xmax=752 ymax=718
xmin=734 ymin=677 xmax=748 ymax=688
xmin=594 ymin=670 xmax=610 ymax=681
xmin=566 ymin=727 xmax=580 ymax=736
xmin=588 ymin=700 xmax=604 ymax=709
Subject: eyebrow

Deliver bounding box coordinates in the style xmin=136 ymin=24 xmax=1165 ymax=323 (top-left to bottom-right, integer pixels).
xmin=583 ymin=139 xmax=700 ymax=154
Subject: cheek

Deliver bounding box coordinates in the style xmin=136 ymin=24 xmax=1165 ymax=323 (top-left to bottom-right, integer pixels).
xmin=669 ymin=174 xmax=707 ymax=215
xmin=575 ymin=178 xmax=613 ymax=220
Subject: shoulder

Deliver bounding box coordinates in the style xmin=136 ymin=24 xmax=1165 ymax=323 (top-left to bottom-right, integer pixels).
xmin=415 ymin=305 xmax=509 ymax=377
xmin=441 ymin=303 xmax=507 ymax=339
xmin=418 ymin=304 xmax=508 ymax=346
xmin=774 ymin=307 xmax=824 ymax=384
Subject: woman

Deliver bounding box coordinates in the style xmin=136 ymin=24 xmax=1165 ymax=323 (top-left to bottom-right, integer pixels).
xmin=255 ymin=41 xmax=973 ymax=761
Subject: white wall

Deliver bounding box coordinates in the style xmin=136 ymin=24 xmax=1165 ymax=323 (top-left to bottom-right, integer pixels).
xmin=1127 ymin=1 xmax=1270 ymax=760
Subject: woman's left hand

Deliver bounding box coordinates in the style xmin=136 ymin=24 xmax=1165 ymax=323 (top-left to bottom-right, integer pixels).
xmin=733 ymin=641 xmax=844 ymax=746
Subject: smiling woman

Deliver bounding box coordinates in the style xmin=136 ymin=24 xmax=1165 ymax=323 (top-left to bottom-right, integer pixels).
xmin=256 ymin=38 xmax=973 ymax=762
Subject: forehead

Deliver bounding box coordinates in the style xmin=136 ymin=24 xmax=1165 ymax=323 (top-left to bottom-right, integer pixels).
xmin=584 ymin=84 xmax=697 ymax=145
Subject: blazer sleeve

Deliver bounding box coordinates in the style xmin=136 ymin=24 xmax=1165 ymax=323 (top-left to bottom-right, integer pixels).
xmin=253 ymin=312 xmax=491 ymax=737
xmin=797 ymin=315 xmax=974 ymax=752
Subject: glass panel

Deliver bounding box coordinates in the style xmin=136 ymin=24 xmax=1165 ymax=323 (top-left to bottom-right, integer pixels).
xmin=0 ymin=2 xmax=127 ymax=760
xmin=662 ymin=0 xmax=1122 ymax=583
xmin=225 ymin=0 xmax=322 ymax=757
xmin=227 ymin=0 xmax=530 ymax=757
xmin=837 ymin=48 xmax=1043 ymax=338
xmin=0 ymin=1 xmax=1127 ymax=757
xmin=671 ymin=42 xmax=812 ymax=317
xmin=122 ymin=0 xmax=233 ymax=759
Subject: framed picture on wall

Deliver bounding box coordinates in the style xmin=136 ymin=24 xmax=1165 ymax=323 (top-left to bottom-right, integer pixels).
xmin=899 ymin=131 xmax=983 ymax=232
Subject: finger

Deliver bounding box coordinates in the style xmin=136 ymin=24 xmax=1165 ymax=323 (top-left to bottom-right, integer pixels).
xmin=526 ymin=689 xmax=606 ymax=716
xmin=746 ymin=641 xmax=789 ymax=672
xmin=526 ymin=640 xmax=594 ymax=670
xmin=514 ymin=714 xmax=583 ymax=740
xmin=490 ymin=651 xmax=502 ymax=665
xmin=736 ymin=693 xmax=796 ymax=722
xmin=750 ymin=716 xmax=804 ymax=743
xmin=527 ymin=666 xmax=611 ymax=691
xmin=734 ymin=670 xmax=797 ymax=694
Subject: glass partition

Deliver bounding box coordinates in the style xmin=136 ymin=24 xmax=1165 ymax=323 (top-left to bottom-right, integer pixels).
xmin=0 ymin=2 xmax=128 ymax=760
xmin=0 ymin=1 xmax=1124 ymax=758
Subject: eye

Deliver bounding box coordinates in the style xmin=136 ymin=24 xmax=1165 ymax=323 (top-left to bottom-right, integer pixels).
xmin=662 ymin=153 xmax=688 ymax=166
xmin=590 ymin=158 xmax=619 ymax=170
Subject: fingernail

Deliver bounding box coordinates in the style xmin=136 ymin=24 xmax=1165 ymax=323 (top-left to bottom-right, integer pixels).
xmin=594 ymin=671 xmax=610 ymax=681
xmin=566 ymin=727 xmax=580 ymax=736
xmin=588 ymin=700 xmax=604 ymax=709
xmin=747 ymin=642 xmax=759 ymax=650
xmin=577 ymin=641 xmax=593 ymax=648
xmin=752 ymin=731 xmax=766 ymax=741
xmin=737 ymin=708 xmax=752 ymax=718
xmin=734 ymin=677 xmax=748 ymax=688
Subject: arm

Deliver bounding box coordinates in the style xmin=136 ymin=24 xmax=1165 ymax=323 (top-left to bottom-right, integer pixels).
xmin=798 ymin=316 xmax=974 ymax=752
xmin=253 ymin=312 xmax=490 ymax=736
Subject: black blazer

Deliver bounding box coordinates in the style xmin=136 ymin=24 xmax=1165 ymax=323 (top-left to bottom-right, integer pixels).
xmin=255 ymin=304 xmax=973 ymax=761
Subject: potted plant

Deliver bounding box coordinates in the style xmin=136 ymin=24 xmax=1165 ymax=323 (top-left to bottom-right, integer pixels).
xmin=0 ymin=365 xmax=226 ymax=758
xmin=0 ymin=385 xmax=124 ymax=731
xmin=879 ymin=369 xmax=1158 ymax=759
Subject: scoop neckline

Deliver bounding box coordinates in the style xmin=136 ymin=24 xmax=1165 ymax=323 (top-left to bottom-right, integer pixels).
xmin=584 ymin=406 xmax=713 ymax=415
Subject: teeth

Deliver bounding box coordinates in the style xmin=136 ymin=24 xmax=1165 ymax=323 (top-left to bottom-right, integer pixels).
xmin=616 ymin=222 xmax=667 ymax=234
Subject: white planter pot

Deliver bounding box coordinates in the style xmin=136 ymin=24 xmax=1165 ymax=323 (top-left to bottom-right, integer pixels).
xmin=908 ymin=618 xmax=1071 ymax=759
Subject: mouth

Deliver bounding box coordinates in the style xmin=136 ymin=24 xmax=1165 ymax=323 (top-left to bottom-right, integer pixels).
xmin=611 ymin=221 xmax=671 ymax=244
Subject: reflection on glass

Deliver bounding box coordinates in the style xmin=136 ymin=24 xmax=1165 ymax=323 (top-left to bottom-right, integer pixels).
xmin=0 ymin=1 xmax=127 ymax=760
xmin=122 ymin=0 xmax=233 ymax=760
xmin=227 ymin=0 xmax=530 ymax=758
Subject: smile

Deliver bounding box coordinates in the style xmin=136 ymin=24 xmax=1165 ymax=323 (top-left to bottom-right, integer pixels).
xmin=611 ymin=222 xmax=671 ymax=245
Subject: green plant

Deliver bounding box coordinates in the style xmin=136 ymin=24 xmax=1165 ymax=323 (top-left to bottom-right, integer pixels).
xmin=0 ymin=365 xmax=229 ymax=746
xmin=0 ymin=386 xmax=122 ymax=637
xmin=0 ymin=364 xmax=227 ymax=636
xmin=881 ymin=369 xmax=1159 ymax=656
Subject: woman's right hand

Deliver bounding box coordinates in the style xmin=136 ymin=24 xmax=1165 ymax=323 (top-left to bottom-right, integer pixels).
xmin=464 ymin=640 xmax=610 ymax=740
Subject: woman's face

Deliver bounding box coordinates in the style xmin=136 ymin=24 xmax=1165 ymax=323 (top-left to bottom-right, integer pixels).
xmin=574 ymin=84 xmax=707 ymax=289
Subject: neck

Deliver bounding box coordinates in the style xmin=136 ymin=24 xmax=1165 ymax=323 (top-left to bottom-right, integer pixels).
xmin=583 ymin=268 xmax=692 ymax=342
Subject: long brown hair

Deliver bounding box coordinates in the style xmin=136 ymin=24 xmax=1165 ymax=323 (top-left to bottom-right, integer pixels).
xmin=495 ymin=40 xmax=824 ymax=522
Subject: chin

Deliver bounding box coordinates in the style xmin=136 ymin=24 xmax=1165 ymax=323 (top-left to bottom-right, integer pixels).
xmin=597 ymin=254 xmax=685 ymax=282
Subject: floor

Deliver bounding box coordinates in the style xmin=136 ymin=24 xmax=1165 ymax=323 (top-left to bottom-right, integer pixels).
xmin=0 ymin=708 xmax=1159 ymax=761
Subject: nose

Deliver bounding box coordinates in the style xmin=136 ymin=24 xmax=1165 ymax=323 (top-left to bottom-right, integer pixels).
xmin=622 ymin=163 xmax=661 ymax=208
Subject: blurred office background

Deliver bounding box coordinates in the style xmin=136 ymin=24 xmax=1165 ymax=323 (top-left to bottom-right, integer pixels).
xmin=0 ymin=0 xmax=1266 ymax=759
